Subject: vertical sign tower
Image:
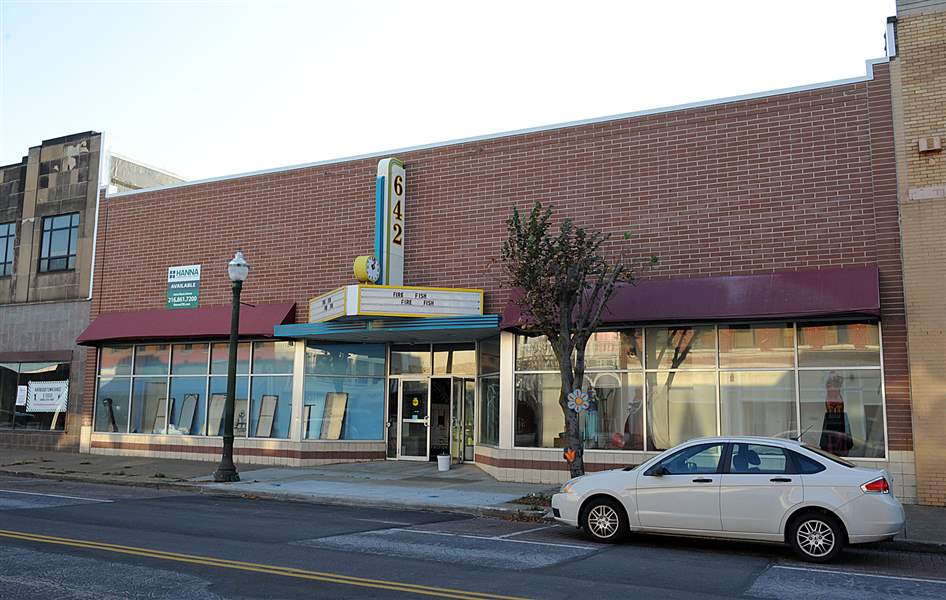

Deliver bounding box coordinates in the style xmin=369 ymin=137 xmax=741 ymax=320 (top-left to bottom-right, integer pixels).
xmin=375 ymin=158 xmax=405 ymax=286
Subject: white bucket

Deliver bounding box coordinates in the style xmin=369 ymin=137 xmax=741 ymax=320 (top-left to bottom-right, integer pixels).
xmin=437 ymin=454 xmax=451 ymax=472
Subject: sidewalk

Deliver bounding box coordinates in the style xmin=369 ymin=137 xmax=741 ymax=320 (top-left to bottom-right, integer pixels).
xmin=1 ymin=448 xmax=943 ymax=550
xmin=0 ymin=448 xmax=552 ymax=518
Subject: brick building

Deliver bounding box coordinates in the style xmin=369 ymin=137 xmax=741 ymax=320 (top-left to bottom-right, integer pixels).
xmin=67 ymin=2 xmax=946 ymax=505
xmin=0 ymin=132 xmax=182 ymax=451
xmin=890 ymin=0 xmax=946 ymax=506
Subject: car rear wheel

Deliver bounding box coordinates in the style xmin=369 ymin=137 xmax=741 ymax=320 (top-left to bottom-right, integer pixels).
xmin=789 ymin=513 xmax=845 ymax=563
xmin=581 ymin=498 xmax=628 ymax=543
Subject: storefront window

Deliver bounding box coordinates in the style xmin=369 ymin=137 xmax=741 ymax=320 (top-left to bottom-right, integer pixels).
xmin=719 ymin=323 xmax=794 ymax=368
xmin=797 ymin=322 xmax=881 ymax=367
xmin=304 ymin=377 xmax=384 ymax=440
xmin=515 ymin=335 xmax=557 ymax=371
xmin=130 ymin=377 xmax=167 ymax=434
xmin=645 ymin=326 xmax=716 ymax=369
xmin=513 ymin=320 xmax=887 ymax=457
xmin=433 ymin=343 xmax=476 ymax=375
xmin=208 ymin=376 xmax=249 ymax=436
xmin=478 ymin=336 xmax=500 ymax=375
xmin=0 ymin=362 xmax=71 ymax=431
xmin=304 ymin=343 xmax=385 ymax=440
xmin=210 ymin=342 xmax=250 ymax=374
xmin=646 ymin=371 xmax=717 ymax=451
xmin=249 ymin=376 xmax=293 ymax=439
xmin=171 ymin=344 xmax=209 ymax=375
xmin=582 ymin=372 xmax=644 ymax=450
xmin=720 ymin=371 xmax=796 ymax=438
xmin=390 ymin=344 xmax=431 ymax=375
xmin=305 ymin=342 xmax=385 ymax=377
xmin=134 ymin=344 xmax=170 ymax=375
xmin=251 ymin=341 xmax=295 ymax=374
xmin=94 ymin=341 xmax=293 ymax=439
xmin=514 ymin=373 xmax=562 ymax=448
xmin=799 ymin=369 xmax=885 ymax=458
xmin=95 ymin=376 xmax=131 ymax=433
xmin=479 ymin=375 xmax=500 ymax=446
xmin=168 ymin=376 xmax=207 ymax=435
xmin=99 ymin=346 xmax=133 ymax=377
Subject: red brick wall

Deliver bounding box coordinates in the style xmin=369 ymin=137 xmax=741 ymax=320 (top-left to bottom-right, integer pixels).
xmin=82 ymin=63 xmax=909 ymax=450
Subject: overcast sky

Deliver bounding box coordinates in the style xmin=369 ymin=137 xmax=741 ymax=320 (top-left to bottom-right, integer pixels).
xmin=0 ymin=0 xmax=896 ymax=181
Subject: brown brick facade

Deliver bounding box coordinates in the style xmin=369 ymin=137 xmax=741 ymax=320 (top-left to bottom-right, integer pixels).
xmin=81 ymin=62 xmax=909 ymax=458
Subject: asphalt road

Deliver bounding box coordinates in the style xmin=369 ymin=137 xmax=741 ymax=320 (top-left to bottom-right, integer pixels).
xmin=0 ymin=475 xmax=944 ymax=600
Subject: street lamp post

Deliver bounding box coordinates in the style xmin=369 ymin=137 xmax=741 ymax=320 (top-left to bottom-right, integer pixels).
xmin=213 ymin=251 xmax=249 ymax=483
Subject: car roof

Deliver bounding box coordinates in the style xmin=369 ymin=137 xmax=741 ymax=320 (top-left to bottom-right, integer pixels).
xmin=683 ymin=435 xmax=804 ymax=448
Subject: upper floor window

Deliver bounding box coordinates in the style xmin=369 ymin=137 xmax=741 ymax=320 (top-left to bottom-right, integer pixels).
xmin=0 ymin=222 xmax=14 ymax=276
xmin=39 ymin=213 xmax=79 ymax=272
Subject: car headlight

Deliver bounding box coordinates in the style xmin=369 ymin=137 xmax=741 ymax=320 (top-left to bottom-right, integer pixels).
xmin=560 ymin=478 xmax=580 ymax=494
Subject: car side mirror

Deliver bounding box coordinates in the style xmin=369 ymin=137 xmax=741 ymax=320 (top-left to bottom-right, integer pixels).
xmin=648 ymin=465 xmax=669 ymax=477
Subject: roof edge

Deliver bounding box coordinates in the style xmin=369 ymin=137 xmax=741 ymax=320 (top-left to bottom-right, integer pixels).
xmin=107 ymin=58 xmax=890 ymax=200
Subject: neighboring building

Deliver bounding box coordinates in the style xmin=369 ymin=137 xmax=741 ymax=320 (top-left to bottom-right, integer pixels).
xmin=0 ymin=132 xmax=183 ymax=450
xmin=889 ymin=0 xmax=946 ymax=506
xmin=75 ymin=57 xmax=916 ymax=500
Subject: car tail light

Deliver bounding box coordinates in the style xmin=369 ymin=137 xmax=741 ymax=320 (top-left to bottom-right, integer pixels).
xmin=861 ymin=477 xmax=890 ymax=494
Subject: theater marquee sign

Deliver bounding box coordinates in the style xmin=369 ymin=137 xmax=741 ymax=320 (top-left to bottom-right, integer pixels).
xmin=306 ymin=157 xmax=484 ymax=323
xmin=309 ymin=285 xmax=483 ymax=322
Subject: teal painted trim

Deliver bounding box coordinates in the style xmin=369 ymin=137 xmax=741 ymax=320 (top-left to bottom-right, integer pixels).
xmin=274 ymin=315 xmax=500 ymax=338
xmin=374 ymin=175 xmax=385 ymax=284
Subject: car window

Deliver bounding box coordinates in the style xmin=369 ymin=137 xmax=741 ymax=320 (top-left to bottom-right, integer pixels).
xmin=729 ymin=443 xmax=789 ymax=474
xmin=801 ymin=443 xmax=855 ymax=468
xmin=790 ymin=450 xmax=827 ymax=474
xmin=654 ymin=443 xmax=724 ymax=475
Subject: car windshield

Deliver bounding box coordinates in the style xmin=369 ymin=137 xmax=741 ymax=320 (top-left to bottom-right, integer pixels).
xmin=802 ymin=444 xmax=856 ymax=468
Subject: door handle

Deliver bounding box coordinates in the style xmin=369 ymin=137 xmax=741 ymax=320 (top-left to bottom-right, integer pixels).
xmin=770 ymin=477 xmax=793 ymax=483
xmin=692 ymin=478 xmax=713 ymax=483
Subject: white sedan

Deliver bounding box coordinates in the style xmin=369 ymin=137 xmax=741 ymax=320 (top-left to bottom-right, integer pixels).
xmin=551 ymin=436 xmax=904 ymax=562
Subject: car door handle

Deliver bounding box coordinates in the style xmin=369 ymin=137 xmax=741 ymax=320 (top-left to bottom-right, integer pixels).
xmin=770 ymin=477 xmax=793 ymax=483
xmin=692 ymin=478 xmax=713 ymax=483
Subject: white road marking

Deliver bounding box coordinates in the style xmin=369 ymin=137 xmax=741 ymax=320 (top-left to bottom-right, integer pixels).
xmin=391 ymin=527 xmax=597 ymax=550
xmin=773 ymin=565 xmax=946 ymax=586
xmin=494 ymin=524 xmax=557 ymax=539
xmin=353 ymin=518 xmax=414 ymax=526
xmin=0 ymin=489 xmax=113 ymax=503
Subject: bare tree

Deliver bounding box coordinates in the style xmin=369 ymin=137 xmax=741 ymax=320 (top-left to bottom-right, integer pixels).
xmin=502 ymin=202 xmax=634 ymax=477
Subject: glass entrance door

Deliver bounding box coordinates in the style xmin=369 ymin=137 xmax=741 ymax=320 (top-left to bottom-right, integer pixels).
xmin=399 ymin=379 xmax=430 ymax=460
xmin=449 ymin=377 xmax=476 ymax=463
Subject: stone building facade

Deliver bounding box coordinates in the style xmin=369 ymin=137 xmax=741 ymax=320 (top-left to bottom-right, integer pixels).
xmin=891 ymin=0 xmax=946 ymax=505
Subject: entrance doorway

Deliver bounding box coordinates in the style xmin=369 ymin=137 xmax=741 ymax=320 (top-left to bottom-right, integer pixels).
xmin=386 ymin=376 xmax=475 ymax=462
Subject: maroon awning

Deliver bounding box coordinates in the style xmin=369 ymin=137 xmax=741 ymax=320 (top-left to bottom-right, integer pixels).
xmin=77 ymin=303 xmax=296 ymax=345
xmin=500 ymin=266 xmax=880 ymax=330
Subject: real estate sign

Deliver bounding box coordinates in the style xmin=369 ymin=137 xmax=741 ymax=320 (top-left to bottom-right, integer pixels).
xmin=167 ymin=264 xmax=201 ymax=309
xmin=26 ymin=380 xmax=69 ymax=413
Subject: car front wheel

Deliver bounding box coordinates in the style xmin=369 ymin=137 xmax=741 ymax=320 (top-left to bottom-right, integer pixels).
xmin=581 ymin=497 xmax=628 ymax=543
xmin=789 ymin=513 xmax=845 ymax=563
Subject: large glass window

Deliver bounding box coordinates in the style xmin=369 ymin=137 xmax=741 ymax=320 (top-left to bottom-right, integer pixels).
xmin=0 ymin=362 xmax=70 ymax=431
xmin=720 ymin=371 xmax=796 ymax=438
xmin=434 ymin=343 xmax=476 ymax=375
xmin=478 ymin=375 xmax=500 ymax=445
xmin=799 ymin=369 xmax=885 ymax=458
xmin=390 ymin=344 xmax=431 ymax=375
xmin=94 ymin=341 xmax=294 ymax=439
xmin=0 ymin=222 xmax=15 ymax=277
xmin=303 ymin=342 xmax=385 ymax=440
xmin=39 ymin=212 xmax=79 ymax=272
xmin=646 ymin=371 xmax=717 ymax=451
xmin=514 ymin=321 xmax=887 ymax=458
xmin=478 ymin=336 xmax=501 ymax=446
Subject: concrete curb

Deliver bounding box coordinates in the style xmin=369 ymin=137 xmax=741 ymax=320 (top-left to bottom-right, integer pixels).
xmin=0 ymin=468 xmax=200 ymax=493
xmin=195 ymin=483 xmax=552 ymax=521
